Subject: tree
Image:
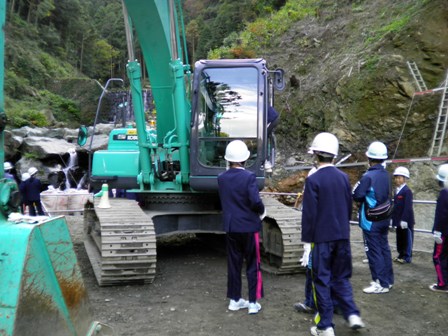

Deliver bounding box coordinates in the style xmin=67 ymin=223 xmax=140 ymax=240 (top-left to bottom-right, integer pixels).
xmin=186 ymin=19 xmax=199 ymax=63
xmin=92 ymin=39 xmax=120 ymax=81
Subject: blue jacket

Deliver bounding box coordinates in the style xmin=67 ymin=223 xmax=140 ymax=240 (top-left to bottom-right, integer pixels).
xmin=433 ymin=188 xmax=448 ymax=236
xmin=391 ymin=184 xmax=414 ymax=228
xmin=301 ymin=165 xmax=352 ymax=243
xmin=23 ymin=177 xmax=42 ymax=201
xmin=267 ymin=106 xmax=279 ymax=124
xmin=5 ymin=172 xmax=14 ymax=180
xmin=218 ymin=168 xmax=265 ymax=233
xmin=353 ymin=163 xmax=391 ymax=231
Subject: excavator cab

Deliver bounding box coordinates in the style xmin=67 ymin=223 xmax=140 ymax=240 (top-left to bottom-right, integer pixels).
xmin=190 ymin=58 xmax=281 ymax=191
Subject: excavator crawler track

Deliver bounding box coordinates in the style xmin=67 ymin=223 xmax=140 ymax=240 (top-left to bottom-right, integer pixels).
xmin=260 ymin=196 xmax=304 ymax=274
xmin=84 ymin=198 xmax=156 ymax=286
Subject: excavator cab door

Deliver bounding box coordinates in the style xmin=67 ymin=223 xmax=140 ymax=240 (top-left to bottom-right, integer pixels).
xmin=189 ymin=59 xmax=269 ymax=191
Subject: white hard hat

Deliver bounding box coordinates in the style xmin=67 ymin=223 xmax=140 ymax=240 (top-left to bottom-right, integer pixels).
xmin=4 ymin=162 xmax=13 ymax=171
xmin=28 ymin=167 xmax=38 ymax=176
xmin=224 ymin=140 xmax=250 ymax=162
xmin=308 ymin=132 xmax=339 ymax=156
xmin=436 ymin=164 xmax=448 ymax=182
xmin=393 ymin=166 xmax=410 ymax=178
xmin=366 ymin=141 xmax=388 ymax=159
xmin=21 ymin=172 xmax=30 ymax=181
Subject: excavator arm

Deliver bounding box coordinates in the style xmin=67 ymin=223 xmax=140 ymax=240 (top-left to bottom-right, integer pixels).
xmin=91 ymin=0 xmax=282 ymax=193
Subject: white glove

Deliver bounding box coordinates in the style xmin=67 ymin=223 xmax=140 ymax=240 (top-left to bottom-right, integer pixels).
xmin=259 ymin=208 xmax=267 ymax=220
xmin=389 ymin=219 xmax=395 ymax=232
xmin=400 ymin=221 xmax=408 ymax=230
xmin=434 ymin=231 xmax=443 ymax=245
xmin=300 ymin=243 xmax=311 ymax=267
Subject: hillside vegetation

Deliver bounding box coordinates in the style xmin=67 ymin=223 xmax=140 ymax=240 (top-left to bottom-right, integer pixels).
xmin=4 ymin=0 xmax=448 ymax=160
xmin=249 ymin=0 xmax=447 ymax=159
xmin=4 ymin=0 xmax=282 ymax=128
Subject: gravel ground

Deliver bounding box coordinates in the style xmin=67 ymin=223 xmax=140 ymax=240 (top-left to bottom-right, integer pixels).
xmin=62 ymin=212 xmax=447 ymax=336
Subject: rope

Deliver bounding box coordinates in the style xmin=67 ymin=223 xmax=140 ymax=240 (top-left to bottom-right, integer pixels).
xmin=393 ymin=94 xmax=416 ymax=159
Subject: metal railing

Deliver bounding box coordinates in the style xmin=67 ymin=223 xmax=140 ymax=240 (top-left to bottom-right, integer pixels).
xmin=261 ymin=192 xmax=437 ymax=234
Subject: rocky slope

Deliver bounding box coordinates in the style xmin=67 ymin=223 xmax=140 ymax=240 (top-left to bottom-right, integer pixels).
xmin=265 ymin=0 xmax=448 ymax=160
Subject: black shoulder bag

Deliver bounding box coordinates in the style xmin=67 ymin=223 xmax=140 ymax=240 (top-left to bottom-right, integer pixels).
xmin=364 ymin=174 xmax=394 ymax=222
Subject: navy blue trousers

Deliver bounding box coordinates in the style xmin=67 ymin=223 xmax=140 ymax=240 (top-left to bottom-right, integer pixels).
xmin=26 ymin=200 xmax=45 ymax=216
xmin=364 ymin=228 xmax=394 ymax=288
xmin=311 ymin=240 xmax=360 ymax=329
xmin=226 ymin=232 xmax=263 ymax=303
xmin=304 ymin=267 xmax=315 ymax=309
xmin=396 ymin=227 xmax=414 ymax=262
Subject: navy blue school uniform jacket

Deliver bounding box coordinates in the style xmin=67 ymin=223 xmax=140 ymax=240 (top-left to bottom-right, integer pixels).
xmin=391 ymin=184 xmax=414 ymax=228
xmin=433 ymin=188 xmax=448 ymax=236
xmin=24 ymin=176 xmax=42 ymax=201
xmin=301 ymin=165 xmax=352 ymax=243
xmin=218 ymin=168 xmax=265 ymax=233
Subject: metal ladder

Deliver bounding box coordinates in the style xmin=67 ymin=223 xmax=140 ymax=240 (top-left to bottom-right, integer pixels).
xmin=407 ymin=61 xmax=428 ymax=92
xmin=429 ymin=70 xmax=448 ymax=157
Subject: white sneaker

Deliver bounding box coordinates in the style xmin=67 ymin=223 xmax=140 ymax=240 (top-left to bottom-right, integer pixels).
xmin=348 ymin=314 xmax=365 ymax=330
xmin=228 ymin=298 xmax=249 ymax=311
xmin=310 ymin=326 xmax=335 ymax=336
xmin=248 ymin=302 xmax=261 ymax=314
xmin=363 ymin=281 xmax=389 ymax=294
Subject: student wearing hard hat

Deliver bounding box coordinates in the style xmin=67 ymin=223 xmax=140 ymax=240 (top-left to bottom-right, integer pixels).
xmin=4 ymin=161 xmax=15 ymax=180
xmin=302 ymin=132 xmax=364 ymax=336
xmin=353 ymin=141 xmax=394 ymax=294
xmin=23 ymin=167 xmax=45 ymax=216
xmin=19 ymin=172 xmax=30 ymax=214
xmin=218 ymin=140 xmax=265 ymax=315
xmin=429 ymin=164 xmax=448 ymax=292
xmin=391 ymin=167 xmax=415 ymax=264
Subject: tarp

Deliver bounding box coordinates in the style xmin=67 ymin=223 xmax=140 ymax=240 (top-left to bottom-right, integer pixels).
xmin=40 ymin=189 xmax=91 ymax=216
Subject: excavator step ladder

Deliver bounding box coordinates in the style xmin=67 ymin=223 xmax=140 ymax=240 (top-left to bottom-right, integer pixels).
xmin=407 ymin=61 xmax=428 ymax=92
xmin=429 ymin=70 xmax=448 ymax=157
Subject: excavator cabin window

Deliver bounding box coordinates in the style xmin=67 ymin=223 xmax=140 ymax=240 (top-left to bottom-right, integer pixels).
xmin=197 ymin=67 xmax=258 ymax=168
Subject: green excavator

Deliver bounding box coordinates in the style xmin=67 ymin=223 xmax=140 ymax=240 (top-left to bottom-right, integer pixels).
xmin=0 ymin=1 xmax=112 ymax=335
xmin=82 ymin=0 xmax=303 ymax=287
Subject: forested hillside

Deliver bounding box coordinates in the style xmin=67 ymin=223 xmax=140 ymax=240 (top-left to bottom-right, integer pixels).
xmin=6 ymin=0 xmax=126 ymax=127
xmin=4 ymin=0 xmax=448 ymax=159
xmin=4 ymin=0 xmax=282 ymax=128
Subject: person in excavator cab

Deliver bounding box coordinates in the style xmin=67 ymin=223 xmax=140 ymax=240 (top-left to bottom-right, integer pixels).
xmin=264 ymin=106 xmax=279 ymax=173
